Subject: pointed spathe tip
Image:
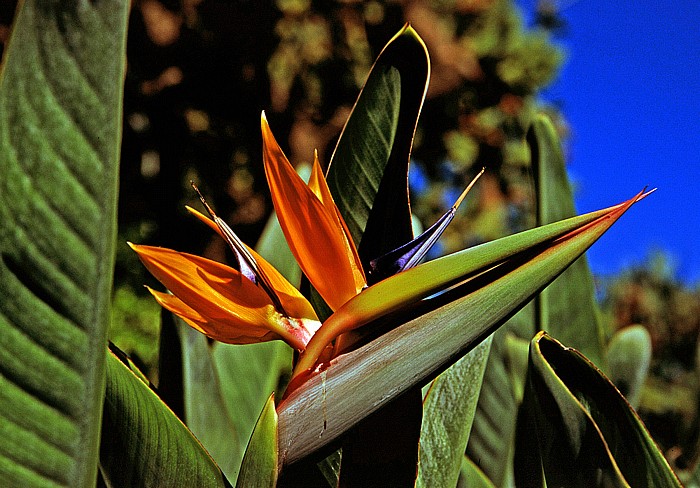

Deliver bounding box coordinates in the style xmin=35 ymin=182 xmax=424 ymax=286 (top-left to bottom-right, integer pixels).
xmin=638 ymin=187 xmax=657 ymax=201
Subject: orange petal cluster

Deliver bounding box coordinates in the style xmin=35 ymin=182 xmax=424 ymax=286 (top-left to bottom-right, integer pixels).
xmin=130 ymin=241 xmax=320 ymax=350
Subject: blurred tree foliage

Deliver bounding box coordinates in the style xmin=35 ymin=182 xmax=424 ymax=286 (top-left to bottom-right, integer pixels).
xmin=114 ymin=0 xmax=567 ymax=275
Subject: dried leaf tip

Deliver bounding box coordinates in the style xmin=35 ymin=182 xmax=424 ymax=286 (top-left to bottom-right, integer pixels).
xmin=191 ymin=181 xmax=216 ymax=219
xmin=453 ymin=167 xmax=485 ymax=210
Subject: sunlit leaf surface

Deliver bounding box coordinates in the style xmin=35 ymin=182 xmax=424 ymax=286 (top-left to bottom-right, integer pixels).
xmin=0 ymin=2 xmax=127 ymax=486
xmin=236 ymin=394 xmax=278 ymax=488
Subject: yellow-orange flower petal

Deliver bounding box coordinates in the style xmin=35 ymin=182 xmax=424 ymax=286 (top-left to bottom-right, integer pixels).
xmin=148 ymin=287 xmax=279 ymax=344
xmin=308 ymin=152 xmax=365 ymax=286
xmin=261 ymin=113 xmax=366 ymax=311
xmin=130 ymin=243 xmax=318 ymax=349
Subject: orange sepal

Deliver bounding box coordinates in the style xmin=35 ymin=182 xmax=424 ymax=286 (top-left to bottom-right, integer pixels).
xmin=147 ymin=287 xmax=280 ymax=344
xmin=308 ymin=152 xmax=366 ymax=290
xmin=261 ymin=113 xmax=366 ymax=311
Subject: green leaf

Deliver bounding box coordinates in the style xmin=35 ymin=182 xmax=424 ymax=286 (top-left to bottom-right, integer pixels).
xmin=464 ymin=114 xmax=606 ymax=485
xmin=279 ymin=191 xmax=646 ymax=466
xmin=100 ymin=351 xmax=228 ymax=487
xmin=517 ymin=332 xmax=681 ymax=487
xmin=179 ymin=323 xmax=243 ymax=483
xmin=605 ymin=325 xmax=652 ymax=409
xmin=175 ymin=319 xmax=291 ymax=485
xmin=465 ymin=317 xmax=533 ymax=487
xmin=212 ymin=340 xmax=291 ymax=448
xmin=236 ymin=394 xmax=278 ymax=488
xmin=416 ymin=336 xmax=492 ymax=488
xmin=457 ymin=456 xmax=497 ymax=488
xmin=327 ymin=24 xmax=429 ymax=261
xmin=0 ymin=2 xmax=127 ymax=486
xmin=530 ymin=114 xmax=604 ymax=365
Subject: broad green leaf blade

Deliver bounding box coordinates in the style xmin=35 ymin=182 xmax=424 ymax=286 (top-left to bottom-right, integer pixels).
xmin=279 ymin=193 xmax=645 ymax=466
xmin=179 ymin=323 xmax=242 ymax=483
xmin=236 ymin=394 xmax=278 ymax=488
xmin=519 ymin=332 xmax=681 ymax=487
xmin=416 ymin=336 xmax=492 ymax=488
xmin=213 ymin=341 xmax=292 ymax=455
xmin=100 ymin=352 xmax=228 ymax=488
xmin=327 ymin=23 xmax=429 ymax=263
xmin=0 ymin=2 xmax=127 ymax=486
xmin=530 ymin=114 xmax=604 ymax=365
xmin=465 ymin=316 xmax=533 ymax=487
xmin=605 ymin=325 xmax=652 ymax=410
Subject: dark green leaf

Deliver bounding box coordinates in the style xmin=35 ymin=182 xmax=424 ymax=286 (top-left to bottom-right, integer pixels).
xmin=417 ymin=336 xmax=492 ymax=488
xmin=0 ymin=2 xmax=127 ymax=486
xmin=100 ymin=352 xmax=228 ymax=487
xmin=465 ymin=315 xmax=533 ymax=487
xmin=530 ymin=114 xmax=604 ymax=365
xmin=323 ymin=25 xmax=430 ymax=486
xmin=518 ymin=332 xmax=681 ymax=487
xmin=236 ymin=394 xmax=278 ymax=488
xmin=327 ymin=24 xmax=429 ymax=262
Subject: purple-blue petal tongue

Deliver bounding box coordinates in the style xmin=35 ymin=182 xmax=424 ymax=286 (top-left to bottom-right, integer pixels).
xmin=367 ymin=168 xmax=484 ymax=285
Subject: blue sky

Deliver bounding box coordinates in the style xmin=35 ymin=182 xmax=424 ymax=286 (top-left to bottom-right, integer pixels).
xmin=516 ymin=1 xmax=700 ymax=285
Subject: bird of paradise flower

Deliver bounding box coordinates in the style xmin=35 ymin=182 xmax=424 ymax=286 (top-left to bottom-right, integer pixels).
xmin=131 ymin=112 xmax=485 ymax=387
xmin=131 ymin=111 xmax=649 ymax=397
